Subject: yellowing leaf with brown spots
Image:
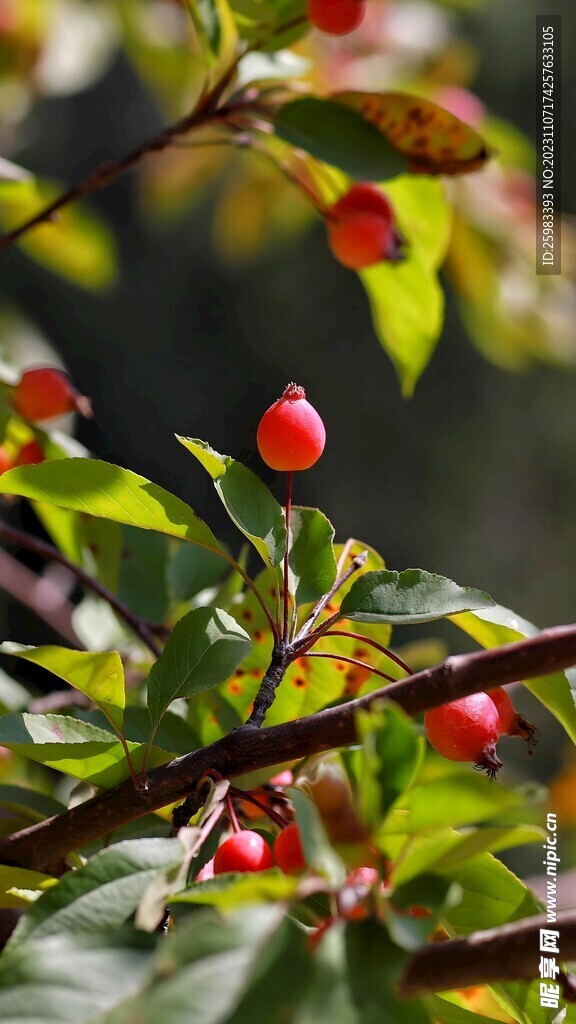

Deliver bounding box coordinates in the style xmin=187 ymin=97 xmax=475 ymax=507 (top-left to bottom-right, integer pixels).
xmin=335 ymin=92 xmax=491 ymax=176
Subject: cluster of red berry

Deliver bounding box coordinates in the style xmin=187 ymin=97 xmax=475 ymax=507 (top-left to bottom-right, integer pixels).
xmin=0 ymin=366 xmax=91 ymax=476
xmin=425 ymin=686 xmax=537 ymax=778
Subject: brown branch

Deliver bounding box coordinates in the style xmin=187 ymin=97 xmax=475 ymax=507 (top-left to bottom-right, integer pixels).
xmin=1 ymin=621 xmax=576 ymax=874
xmin=398 ymin=910 xmax=576 ymax=997
xmin=0 ymin=59 xmax=242 ymax=251
xmin=0 ymin=520 xmax=162 ymax=657
xmin=301 ymin=651 xmax=395 ymax=682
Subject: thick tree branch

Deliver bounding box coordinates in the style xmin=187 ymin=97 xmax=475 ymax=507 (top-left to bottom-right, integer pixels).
xmin=1 ymin=622 xmax=575 ymax=874
xmin=398 ymin=910 xmax=576 ymax=997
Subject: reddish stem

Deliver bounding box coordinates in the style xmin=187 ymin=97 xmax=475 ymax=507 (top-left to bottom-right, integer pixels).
xmin=320 ymin=631 xmax=412 ymax=675
xmin=301 ymin=652 xmax=395 ymax=682
xmin=228 ymin=786 xmax=290 ymax=829
xmin=283 ymin=471 xmax=294 ymax=645
xmin=225 ymin=792 xmax=241 ymax=834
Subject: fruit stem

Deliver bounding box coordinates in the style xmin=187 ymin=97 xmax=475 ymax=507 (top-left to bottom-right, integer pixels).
xmin=228 ymin=785 xmax=290 ymax=829
xmin=282 ymin=470 xmax=294 ymax=645
xmin=320 ymin=631 xmax=412 ymax=676
xmin=225 ymin=791 xmax=242 ymax=833
xmin=300 ymin=652 xmax=396 ymax=682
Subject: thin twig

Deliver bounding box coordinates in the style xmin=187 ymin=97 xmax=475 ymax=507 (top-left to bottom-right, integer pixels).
xmin=301 ymin=652 xmax=395 ymax=683
xmin=0 ymin=547 xmax=80 ymax=646
xmin=295 ymin=551 xmax=367 ymax=643
xmin=0 ymin=520 xmax=162 ymax=657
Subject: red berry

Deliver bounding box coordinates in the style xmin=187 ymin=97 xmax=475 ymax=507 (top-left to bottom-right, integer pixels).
xmin=338 ymin=866 xmax=380 ymax=920
xmin=12 ymin=367 xmax=92 ymax=422
xmin=327 ymin=185 xmax=404 ymax=270
xmin=486 ymin=687 xmax=537 ymax=750
xmin=257 ymin=383 xmax=326 ymax=472
xmin=213 ymin=830 xmax=274 ymax=874
xmin=0 ymin=447 xmax=12 ymax=475
xmin=274 ymin=822 xmax=306 ymax=874
xmin=424 ymin=693 xmax=503 ymax=779
xmin=13 ymin=440 xmax=45 ymax=467
xmin=308 ymin=0 xmax=366 ymax=35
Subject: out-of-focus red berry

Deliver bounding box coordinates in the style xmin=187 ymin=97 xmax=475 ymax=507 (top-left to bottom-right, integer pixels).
xmin=308 ymin=0 xmax=366 ymax=36
xmin=13 ymin=440 xmax=45 ymax=467
xmin=327 ymin=184 xmax=404 ymax=270
xmin=12 ymin=367 xmax=92 ymax=422
xmin=274 ymin=822 xmax=307 ymax=874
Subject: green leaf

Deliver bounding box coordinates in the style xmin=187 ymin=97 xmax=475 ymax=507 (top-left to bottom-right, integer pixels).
xmin=147 ymin=607 xmax=252 ymax=731
xmin=340 ymin=568 xmax=494 ymax=624
xmin=230 ymin=0 xmax=308 ymax=51
xmin=167 ymin=541 xmax=229 ymax=602
xmin=0 ymin=784 xmax=67 ymax=836
xmin=345 ymin=919 xmax=429 ymax=1024
xmin=0 ymin=644 xmax=125 ymax=731
xmin=360 ymin=176 xmax=452 ymax=395
xmin=352 ymin=702 xmax=424 ymax=829
xmin=0 ymin=930 xmax=157 ymax=1022
xmin=177 ymin=437 xmax=286 ymax=569
xmin=7 ymin=837 xmax=187 ymax=951
xmin=439 ymin=852 xmax=543 ymax=934
xmin=361 ymin=255 xmax=444 ymax=398
xmin=385 ymin=824 xmax=544 ymax=889
xmin=171 ymin=870 xmax=298 ymax=909
xmin=450 ymin=605 xmax=576 ymax=745
xmin=288 ymin=506 xmax=337 ymax=605
xmin=275 ymin=97 xmax=409 ymax=180
xmin=425 ymin=995 xmax=502 ymax=1024
xmin=117 ymin=525 xmax=170 ymax=623
xmin=0 ymin=178 xmax=118 ymax=291
xmin=104 ymin=907 xmax=286 ymax=1024
xmin=0 ymin=457 xmax=222 ymax=552
xmin=0 ymin=713 xmax=168 ymax=787
xmin=383 ymin=771 xmax=526 ymax=834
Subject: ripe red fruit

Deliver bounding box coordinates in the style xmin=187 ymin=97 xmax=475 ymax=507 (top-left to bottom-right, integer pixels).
xmin=0 ymin=447 xmax=12 ymax=475
xmin=308 ymin=0 xmax=366 ymax=35
xmin=424 ymin=693 xmax=503 ymax=779
xmin=274 ymin=822 xmax=306 ymax=874
xmin=257 ymin=383 xmax=326 ymax=472
xmin=338 ymin=866 xmax=380 ymax=920
xmin=12 ymin=367 xmax=92 ymax=422
xmin=486 ymin=687 xmax=537 ymax=749
xmin=213 ymin=830 xmax=274 ymax=875
xmin=327 ymin=184 xmax=404 ymax=270
xmin=13 ymin=440 xmax=45 ymax=467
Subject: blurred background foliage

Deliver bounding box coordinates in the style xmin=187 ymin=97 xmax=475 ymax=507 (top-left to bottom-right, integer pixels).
xmin=0 ymin=0 xmax=575 ymax=816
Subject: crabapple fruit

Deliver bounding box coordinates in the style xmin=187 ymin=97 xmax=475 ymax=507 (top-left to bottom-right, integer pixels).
xmin=12 ymin=367 xmax=92 ymax=422
xmin=486 ymin=687 xmax=537 ymax=749
xmin=274 ymin=822 xmax=306 ymax=874
xmin=13 ymin=440 xmax=45 ymax=467
xmin=0 ymin=447 xmax=12 ymax=475
xmin=327 ymin=184 xmax=404 ymax=270
xmin=257 ymin=383 xmax=325 ymax=471
xmin=307 ymin=0 xmax=366 ymax=35
xmin=213 ymin=830 xmax=273 ymax=874
xmin=424 ymin=692 xmax=503 ymax=778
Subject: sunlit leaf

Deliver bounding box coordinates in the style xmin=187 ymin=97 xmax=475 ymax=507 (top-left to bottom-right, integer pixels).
xmin=340 ymin=569 xmax=494 ymax=624
xmin=147 ymin=607 xmax=251 ymax=732
xmin=176 ymin=437 xmax=286 ymax=569
xmin=0 ymin=644 xmax=125 ymax=731
xmin=0 ymin=458 xmax=223 ymax=552
xmin=336 ymin=91 xmax=491 ymax=175
xmin=288 ymin=506 xmax=337 ymax=605
xmin=7 ymin=837 xmax=187 ymax=951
